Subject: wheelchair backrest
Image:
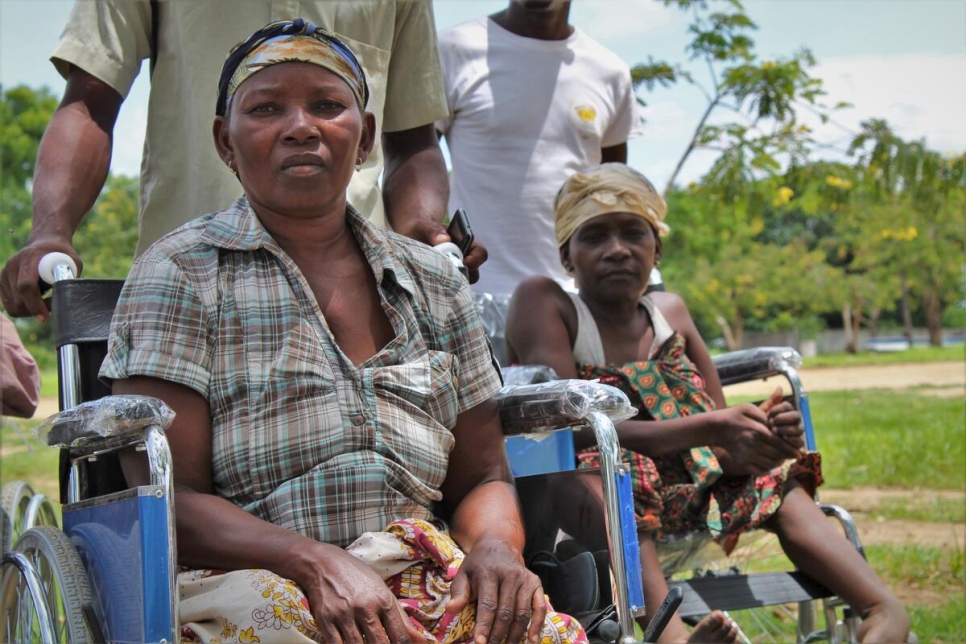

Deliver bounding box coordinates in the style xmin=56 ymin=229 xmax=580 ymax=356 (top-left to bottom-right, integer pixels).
xmin=51 ymin=279 xmax=127 ymax=503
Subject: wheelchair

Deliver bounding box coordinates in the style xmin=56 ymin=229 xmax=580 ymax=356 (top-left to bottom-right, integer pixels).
xmin=0 ymin=255 xmax=657 ymax=644
xmin=477 ymin=294 xmax=868 ymax=644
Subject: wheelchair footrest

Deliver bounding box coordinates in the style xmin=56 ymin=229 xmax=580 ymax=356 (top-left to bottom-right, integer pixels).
xmin=671 ymin=571 xmax=834 ymax=617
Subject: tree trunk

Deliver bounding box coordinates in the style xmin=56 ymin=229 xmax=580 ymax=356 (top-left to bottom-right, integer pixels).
xmin=922 ymin=286 xmax=945 ymax=347
xmin=841 ymin=303 xmax=856 ymax=353
xmin=851 ymin=302 xmax=864 ymax=352
xmin=897 ymin=267 xmax=915 ymax=348
xmin=714 ymin=314 xmax=739 ymax=351
xmin=869 ymin=307 xmax=881 ymax=338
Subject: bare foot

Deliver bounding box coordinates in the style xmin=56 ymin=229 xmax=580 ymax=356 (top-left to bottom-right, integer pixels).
xmin=856 ymin=599 xmax=910 ymax=643
xmin=686 ymin=610 xmax=741 ymax=643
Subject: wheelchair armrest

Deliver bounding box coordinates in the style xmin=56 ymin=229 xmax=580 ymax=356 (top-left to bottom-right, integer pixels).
xmin=36 ymin=395 xmax=175 ymax=452
xmin=712 ymin=346 xmax=803 ymax=386
xmin=501 ymin=364 xmax=560 ymax=386
xmin=496 ymin=379 xmax=636 ymax=435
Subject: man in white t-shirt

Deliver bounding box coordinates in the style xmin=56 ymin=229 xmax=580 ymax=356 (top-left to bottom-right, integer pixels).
xmin=437 ymin=0 xmax=642 ymax=297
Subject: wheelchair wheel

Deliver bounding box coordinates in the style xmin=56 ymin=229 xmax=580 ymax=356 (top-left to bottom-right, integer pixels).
xmin=1 ymin=526 xmax=97 ymax=643
xmin=0 ymin=483 xmax=35 ymax=544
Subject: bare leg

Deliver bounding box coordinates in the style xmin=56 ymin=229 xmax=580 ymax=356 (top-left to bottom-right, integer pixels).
xmin=636 ymin=535 xmax=740 ymax=643
xmin=552 ymin=473 xmax=739 ymax=643
xmin=771 ymin=483 xmax=909 ymax=643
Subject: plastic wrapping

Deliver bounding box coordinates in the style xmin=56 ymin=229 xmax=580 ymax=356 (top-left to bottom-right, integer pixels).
xmin=655 ymin=531 xmax=720 ymax=577
xmin=501 ymin=365 xmax=560 ymax=387
xmin=37 ymin=395 xmax=175 ymax=449
xmin=711 ymin=346 xmax=802 ymax=386
xmin=474 ymin=292 xmax=511 ymax=366
xmin=497 ymin=379 xmax=637 ymax=434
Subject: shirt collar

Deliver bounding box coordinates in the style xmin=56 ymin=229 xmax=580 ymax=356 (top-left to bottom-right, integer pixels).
xmin=201 ymin=196 xmax=416 ymax=296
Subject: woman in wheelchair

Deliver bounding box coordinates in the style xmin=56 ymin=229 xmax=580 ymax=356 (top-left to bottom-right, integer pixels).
xmin=505 ymin=163 xmax=909 ymax=643
xmin=99 ymin=19 xmax=586 ymax=644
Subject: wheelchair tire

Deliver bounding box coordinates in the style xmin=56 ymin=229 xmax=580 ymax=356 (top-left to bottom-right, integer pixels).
xmin=5 ymin=526 xmax=97 ymax=643
xmin=0 ymin=482 xmax=35 ymax=544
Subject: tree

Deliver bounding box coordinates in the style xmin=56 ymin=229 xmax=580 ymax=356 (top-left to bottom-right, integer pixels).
xmin=632 ymin=0 xmax=845 ymax=196
xmin=847 ymin=120 xmax=966 ymax=346
xmin=1 ymin=85 xmax=59 ymax=264
xmin=662 ymin=174 xmax=843 ymax=350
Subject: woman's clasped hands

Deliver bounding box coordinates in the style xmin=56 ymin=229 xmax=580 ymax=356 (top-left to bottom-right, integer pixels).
xmin=711 ymin=387 xmax=806 ymax=477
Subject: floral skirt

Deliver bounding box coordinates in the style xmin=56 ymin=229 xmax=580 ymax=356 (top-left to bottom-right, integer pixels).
xmin=179 ymin=519 xmax=588 ymax=643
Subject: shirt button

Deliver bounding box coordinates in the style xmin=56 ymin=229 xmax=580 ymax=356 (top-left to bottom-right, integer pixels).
xmin=350 ymin=414 xmax=365 ymax=426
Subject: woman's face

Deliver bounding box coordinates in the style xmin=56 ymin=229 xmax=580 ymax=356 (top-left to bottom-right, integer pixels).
xmin=214 ymin=62 xmax=374 ymax=219
xmin=562 ymin=211 xmax=661 ymax=301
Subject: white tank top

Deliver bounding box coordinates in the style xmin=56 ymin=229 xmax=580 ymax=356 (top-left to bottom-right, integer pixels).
xmin=569 ymin=293 xmax=674 ymax=365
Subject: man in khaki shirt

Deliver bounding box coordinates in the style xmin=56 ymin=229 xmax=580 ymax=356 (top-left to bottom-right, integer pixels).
xmin=2 ymin=1 xmax=477 ymax=320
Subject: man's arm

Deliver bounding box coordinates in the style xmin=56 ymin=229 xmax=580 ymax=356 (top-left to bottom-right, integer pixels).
xmin=382 ymin=123 xmax=449 ymax=241
xmin=0 ymin=68 xmax=121 ymax=320
xmin=382 ymin=125 xmax=489 ymax=283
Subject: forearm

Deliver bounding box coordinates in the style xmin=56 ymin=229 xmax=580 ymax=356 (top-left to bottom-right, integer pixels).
xmin=448 ymin=480 xmax=526 ymax=559
xmin=609 ymin=414 xmax=721 ymax=456
xmin=381 ymin=125 xmax=449 ymax=239
xmin=174 ymin=488 xmax=334 ymax=583
xmin=31 ymin=84 xmax=117 ymax=243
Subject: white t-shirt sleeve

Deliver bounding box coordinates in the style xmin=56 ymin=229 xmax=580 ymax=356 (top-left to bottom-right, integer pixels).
xmin=601 ymin=65 xmax=642 ymax=148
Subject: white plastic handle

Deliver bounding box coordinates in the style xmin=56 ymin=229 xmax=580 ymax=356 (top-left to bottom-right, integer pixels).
xmin=433 ymin=241 xmax=464 ymax=260
xmin=38 ymin=252 xmax=78 ymax=285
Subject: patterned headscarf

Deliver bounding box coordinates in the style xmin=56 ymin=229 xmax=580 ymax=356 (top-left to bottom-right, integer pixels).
xmin=554 ymin=163 xmax=670 ymax=248
xmin=216 ymin=18 xmax=369 ymax=116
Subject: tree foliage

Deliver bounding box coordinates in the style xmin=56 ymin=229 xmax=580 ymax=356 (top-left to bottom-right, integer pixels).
xmin=633 ymin=0 xmax=844 ymax=196
xmin=1 ymin=85 xmax=137 ymax=358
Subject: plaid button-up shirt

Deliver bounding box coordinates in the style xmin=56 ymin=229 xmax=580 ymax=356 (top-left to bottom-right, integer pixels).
xmin=101 ymin=198 xmax=503 ymax=546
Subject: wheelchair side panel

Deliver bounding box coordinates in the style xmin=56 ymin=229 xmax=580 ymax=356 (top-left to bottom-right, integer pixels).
xmin=63 ymin=486 xmax=173 ymax=644
xmin=504 ymin=428 xmax=576 ymax=477
xmin=615 ymin=468 xmax=645 ymax=614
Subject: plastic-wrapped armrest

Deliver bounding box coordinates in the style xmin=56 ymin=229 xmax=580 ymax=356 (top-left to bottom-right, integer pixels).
xmin=497 ymin=380 xmax=636 ymax=435
xmin=712 ymin=346 xmax=802 ymax=386
xmin=36 ymin=395 xmax=175 ymax=451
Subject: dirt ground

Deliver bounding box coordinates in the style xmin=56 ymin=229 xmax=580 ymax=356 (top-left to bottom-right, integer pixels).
xmin=723 ymin=360 xmax=965 ymax=397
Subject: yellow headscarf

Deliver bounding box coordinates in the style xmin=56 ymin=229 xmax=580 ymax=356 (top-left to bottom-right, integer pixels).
xmin=554 ymin=163 xmax=669 ymax=248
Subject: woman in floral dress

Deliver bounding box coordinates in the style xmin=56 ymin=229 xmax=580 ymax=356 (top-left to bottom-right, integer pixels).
xmin=506 ymin=163 xmax=908 ymax=643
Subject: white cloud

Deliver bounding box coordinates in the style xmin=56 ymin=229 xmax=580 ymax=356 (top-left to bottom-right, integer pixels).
xmin=809 ymin=53 xmax=966 ymax=155
xmin=573 ymin=0 xmax=674 ymax=40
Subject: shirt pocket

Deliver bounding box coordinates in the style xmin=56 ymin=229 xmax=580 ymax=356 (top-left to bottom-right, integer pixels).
xmin=373 ymin=350 xmax=460 ymax=431
xmin=237 ymin=320 xmax=342 ymax=501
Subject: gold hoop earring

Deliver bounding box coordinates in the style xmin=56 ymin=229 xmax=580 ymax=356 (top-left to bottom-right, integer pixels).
xmin=355 ymin=159 xmax=363 ymax=173
xmin=227 ymin=160 xmax=238 ymax=177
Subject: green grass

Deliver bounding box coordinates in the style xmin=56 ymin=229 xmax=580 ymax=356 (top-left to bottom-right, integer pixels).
xmin=809 ymin=389 xmax=966 ymax=490
xmin=863 ymin=495 xmax=966 ymax=524
xmin=802 ymin=344 xmax=964 ymax=368
xmin=39 ymin=366 xmax=58 ymax=399
xmin=1 ymin=420 xmax=61 ymax=501
xmin=865 ymin=542 xmax=964 ymax=594
xmin=909 ymin=597 xmax=966 ymax=644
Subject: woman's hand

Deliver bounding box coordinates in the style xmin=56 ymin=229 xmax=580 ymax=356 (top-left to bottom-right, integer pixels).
xmin=294 ymin=542 xmax=427 ymax=644
xmin=711 ymin=396 xmax=802 ymax=476
xmin=447 ymin=538 xmax=547 ymax=644
xmin=759 ymin=386 xmax=806 ymax=452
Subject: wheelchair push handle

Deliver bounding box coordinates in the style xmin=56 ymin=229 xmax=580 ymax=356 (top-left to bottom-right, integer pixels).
xmin=38 ymin=252 xmax=77 ymax=287
xmin=433 ymin=241 xmax=469 ymax=278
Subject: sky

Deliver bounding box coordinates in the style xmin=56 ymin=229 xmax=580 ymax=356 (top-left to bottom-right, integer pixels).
xmin=1 ymin=0 xmax=964 ymax=190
